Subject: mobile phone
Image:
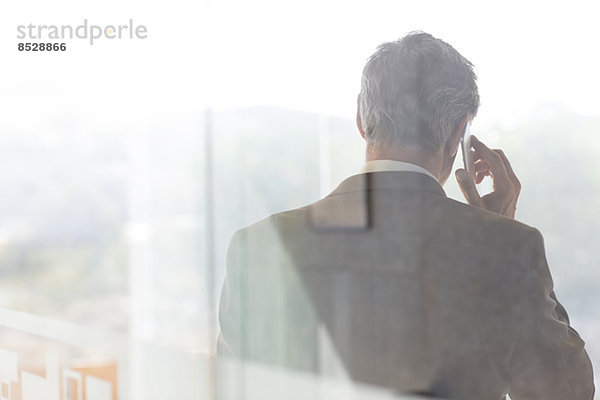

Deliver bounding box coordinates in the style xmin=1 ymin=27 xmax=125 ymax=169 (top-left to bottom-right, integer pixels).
xmin=460 ymin=121 xmax=472 ymax=172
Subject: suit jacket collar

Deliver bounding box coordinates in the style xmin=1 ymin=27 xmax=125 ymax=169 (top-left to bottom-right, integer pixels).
xmin=330 ymin=171 xmax=446 ymax=198
xmin=308 ymin=172 xmax=445 ymax=231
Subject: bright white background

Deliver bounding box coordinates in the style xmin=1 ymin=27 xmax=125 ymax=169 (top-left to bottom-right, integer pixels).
xmin=1 ymin=0 xmax=599 ymax=127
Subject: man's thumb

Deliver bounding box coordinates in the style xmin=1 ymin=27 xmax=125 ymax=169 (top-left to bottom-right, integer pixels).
xmin=455 ymin=169 xmax=481 ymax=206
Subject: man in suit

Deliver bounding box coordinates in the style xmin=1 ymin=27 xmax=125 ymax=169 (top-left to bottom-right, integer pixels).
xmin=217 ymin=31 xmax=594 ymax=399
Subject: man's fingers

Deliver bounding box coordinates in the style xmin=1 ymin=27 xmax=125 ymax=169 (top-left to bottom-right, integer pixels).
xmin=458 ymin=137 xmax=520 ymax=219
xmin=470 ymin=136 xmax=510 ymax=186
xmin=493 ymin=149 xmax=521 ymax=194
xmin=455 ymin=168 xmax=482 ymax=206
xmin=473 ymin=160 xmax=490 ymax=184
xmin=473 ymin=159 xmax=489 ymax=174
xmin=475 ymin=170 xmax=489 ymax=184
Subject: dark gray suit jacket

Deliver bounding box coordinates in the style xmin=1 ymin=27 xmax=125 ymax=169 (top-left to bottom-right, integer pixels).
xmin=218 ymin=171 xmax=594 ymax=399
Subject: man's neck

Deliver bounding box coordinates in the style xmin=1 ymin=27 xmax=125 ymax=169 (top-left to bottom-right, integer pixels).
xmin=365 ymin=144 xmax=443 ymax=182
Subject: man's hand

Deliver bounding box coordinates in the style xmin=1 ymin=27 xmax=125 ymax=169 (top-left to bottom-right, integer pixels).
xmin=455 ymin=136 xmax=521 ymax=219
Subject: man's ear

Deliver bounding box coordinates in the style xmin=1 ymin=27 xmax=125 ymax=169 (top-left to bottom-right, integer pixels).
xmin=356 ymin=97 xmax=366 ymax=140
xmin=446 ymin=115 xmax=469 ymax=157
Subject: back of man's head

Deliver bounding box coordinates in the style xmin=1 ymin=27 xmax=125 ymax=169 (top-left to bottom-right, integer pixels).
xmin=359 ymin=31 xmax=480 ymax=154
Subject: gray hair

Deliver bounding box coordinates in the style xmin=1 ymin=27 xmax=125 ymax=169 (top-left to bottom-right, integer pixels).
xmin=359 ymin=31 xmax=480 ymax=153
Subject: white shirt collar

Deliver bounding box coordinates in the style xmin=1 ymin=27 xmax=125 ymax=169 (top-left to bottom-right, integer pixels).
xmin=358 ymin=160 xmax=439 ymax=183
